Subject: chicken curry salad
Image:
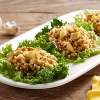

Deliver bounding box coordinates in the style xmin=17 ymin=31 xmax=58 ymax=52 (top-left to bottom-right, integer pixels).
xmin=0 ymin=10 xmax=100 ymax=84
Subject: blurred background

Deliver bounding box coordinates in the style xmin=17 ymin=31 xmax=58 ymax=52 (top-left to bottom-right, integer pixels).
xmin=0 ymin=0 xmax=99 ymax=44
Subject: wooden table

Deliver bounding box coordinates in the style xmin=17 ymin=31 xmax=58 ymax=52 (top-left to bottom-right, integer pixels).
xmin=0 ymin=0 xmax=100 ymax=100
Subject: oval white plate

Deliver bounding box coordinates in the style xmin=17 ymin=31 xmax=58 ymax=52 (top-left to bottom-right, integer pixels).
xmin=0 ymin=10 xmax=100 ymax=89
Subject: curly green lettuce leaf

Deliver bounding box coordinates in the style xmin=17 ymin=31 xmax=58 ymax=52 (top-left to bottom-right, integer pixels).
xmin=51 ymin=17 xmax=67 ymax=28
xmin=74 ymin=15 xmax=94 ymax=31
xmin=18 ymin=40 xmax=34 ymax=48
xmin=0 ymin=59 xmax=15 ymax=78
xmin=0 ymin=44 xmax=13 ymax=58
xmin=74 ymin=48 xmax=100 ymax=64
xmin=35 ymin=26 xmax=50 ymax=39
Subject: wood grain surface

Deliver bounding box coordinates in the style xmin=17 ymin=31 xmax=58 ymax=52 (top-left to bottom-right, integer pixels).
xmin=0 ymin=0 xmax=100 ymax=100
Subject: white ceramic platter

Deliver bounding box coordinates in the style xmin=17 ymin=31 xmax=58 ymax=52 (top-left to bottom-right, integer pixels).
xmin=0 ymin=10 xmax=100 ymax=89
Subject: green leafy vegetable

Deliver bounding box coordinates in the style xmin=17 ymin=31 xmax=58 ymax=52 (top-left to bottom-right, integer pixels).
xmin=19 ymin=40 xmax=34 ymax=48
xmin=0 ymin=59 xmax=15 ymax=78
xmin=75 ymin=16 xmax=94 ymax=31
xmin=14 ymin=71 xmax=23 ymax=81
xmin=35 ymin=26 xmax=50 ymax=39
xmin=22 ymin=63 xmax=68 ymax=84
xmin=53 ymin=63 xmax=68 ymax=79
xmin=0 ymin=44 xmax=12 ymax=58
xmin=74 ymin=49 xmax=100 ymax=64
xmin=51 ymin=17 xmax=66 ymax=28
xmin=36 ymin=68 xmax=54 ymax=83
